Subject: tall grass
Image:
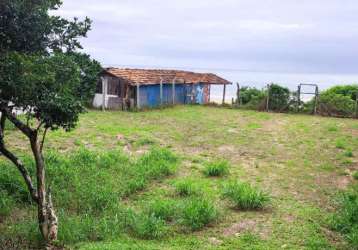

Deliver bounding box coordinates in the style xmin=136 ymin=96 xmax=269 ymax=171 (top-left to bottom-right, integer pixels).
xmin=330 ymin=184 xmax=358 ymax=248
xmin=180 ymin=197 xmax=218 ymax=231
xmin=222 ymin=181 xmax=270 ymax=210
xmin=203 ymin=160 xmax=229 ymax=177
xmin=0 ymin=147 xmax=179 ymax=246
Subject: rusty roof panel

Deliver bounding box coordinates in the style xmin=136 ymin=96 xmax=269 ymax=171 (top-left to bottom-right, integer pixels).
xmin=102 ymin=68 xmax=231 ymax=86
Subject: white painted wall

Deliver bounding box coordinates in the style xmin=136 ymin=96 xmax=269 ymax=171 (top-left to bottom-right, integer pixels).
xmin=92 ymin=94 xmax=119 ymax=108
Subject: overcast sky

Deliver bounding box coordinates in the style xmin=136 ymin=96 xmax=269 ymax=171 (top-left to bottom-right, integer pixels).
xmin=55 ymin=0 xmax=358 ymax=86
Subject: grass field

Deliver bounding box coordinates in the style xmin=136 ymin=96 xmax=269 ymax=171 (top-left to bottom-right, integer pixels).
xmin=0 ymin=106 xmax=357 ymax=249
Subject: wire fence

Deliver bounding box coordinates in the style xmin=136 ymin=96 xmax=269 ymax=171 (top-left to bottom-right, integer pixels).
xmin=227 ymin=83 xmax=358 ymax=119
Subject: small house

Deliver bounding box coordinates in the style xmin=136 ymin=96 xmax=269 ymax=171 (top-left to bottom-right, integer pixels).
xmin=93 ymin=68 xmax=231 ymax=110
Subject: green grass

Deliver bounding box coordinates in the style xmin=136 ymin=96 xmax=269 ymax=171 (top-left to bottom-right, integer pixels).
xmin=203 ymin=160 xmax=230 ymax=177
xmin=174 ymin=179 xmax=201 ymax=197
xmin=330 ymin=184 xmax=358 ymax=248
xmin=222 ymin=181 xmax=270 ymax=210
xmin=180 ymin=197 xmax=218 ymax=231
xmin=1 ymin=106 xmax=357 ymax=249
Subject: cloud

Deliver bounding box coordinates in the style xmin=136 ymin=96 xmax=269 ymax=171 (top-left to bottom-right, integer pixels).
xmin=53 ymin=0 xmax=358 ymax=75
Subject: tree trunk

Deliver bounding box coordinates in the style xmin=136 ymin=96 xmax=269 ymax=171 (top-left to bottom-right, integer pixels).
xmin=30 ymin=134 xmax=58 ymax=246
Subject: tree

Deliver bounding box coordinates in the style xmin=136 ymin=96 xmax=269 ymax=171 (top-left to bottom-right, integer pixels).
xmin=0 ymin=0 xmax=101 ymax=246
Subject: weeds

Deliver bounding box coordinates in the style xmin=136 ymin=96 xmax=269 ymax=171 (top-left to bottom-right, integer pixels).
xmin=222 ymin=181 xmax=270 ymax=210
xmin=174 ymin=179 xmax=200 ymax=197
xmin=146 ymin=199 xmax=177 ymax=221
xmin=180 ymin=197 xmax=218 ymax=231
xmin=203 ymin=160 xmax=229 ymax=177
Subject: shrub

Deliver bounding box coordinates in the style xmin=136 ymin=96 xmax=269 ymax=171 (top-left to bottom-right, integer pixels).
xmin=174 ymin=179 xmax=200 ymax=196
xmin=319 ymin=85 xmax=358 ymax=117
xmin=180 ymin=197 xmax=218 ymax=231
xmin=268 ymin=84 xmax=291 ymax=111
xmin=222 ymin=181 xmax=270 ymax=210
xmin=239 ymin=87 xmax=266 ymax=109
xmin=330 ymin=184 xmax=358 ymax=247
xmin=203 ymin=160 xmax=229 ymax=177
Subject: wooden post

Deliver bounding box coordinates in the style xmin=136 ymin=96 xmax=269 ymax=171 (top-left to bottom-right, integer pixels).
xmin=355 ymin=91 xmax=358 ymax=118
xmin=297 ymin=85 xmax=301 ymax=112
xmin=222 ymin=84 xmax=226 ymax=105
xmin=136 ymin=83 xmax=140 ymax=110
xmin=160 ymin=78 xmax=163 ymax=107
xmin=208 ymin=84 xmax=211 ymax=103
xmin=236 ymin=83 xmax=240 ymax=106
xmin=266 ymin=84 xmax=270 ymax=112
xmin=101 ymin=77 xmax=107 ymax=111
xmin=314 ymin=86 xmax=319 ymax=115
xmin=172 ymin=78 xmax=176 ymax=105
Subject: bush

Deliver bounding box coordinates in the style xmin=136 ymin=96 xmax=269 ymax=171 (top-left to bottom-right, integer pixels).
xmin=222 ymin=181 xmax=270 ymax=210
xmin=330 ymin=184 xmax=358 ymax=247
xmin=268 ymin=84 xmax=291 ymax=111
xmin=238 ymin=87 xmax=266 ymax=109
xmin=319 ymin=85 xmax=358 ymax=117
xmin=203 ymin=160 xmax=229 ymax=177
xmin=174 ymin=179 xmax=200 ymax=197
xmin=180 ymin=197 xmax=218 ymax=231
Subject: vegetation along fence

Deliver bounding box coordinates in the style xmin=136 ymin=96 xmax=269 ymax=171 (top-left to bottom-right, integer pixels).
xmin=230 ymin=83 xmax=358 ymax=119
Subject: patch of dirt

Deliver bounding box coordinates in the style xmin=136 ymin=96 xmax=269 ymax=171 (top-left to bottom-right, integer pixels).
xmin=222 ymin=219 xmax=271 ymax=240
xmin=218 ymin=145 xmax=235 ymax=153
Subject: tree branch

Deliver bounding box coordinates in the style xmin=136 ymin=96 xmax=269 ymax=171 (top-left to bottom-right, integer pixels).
xmin=40 ymin=127 xmax=48 ymax=153
xmin=0 ymin=144 xmax=38 ymax=203
xmin=0 ymin=111 xmax=38 ymax=203
xmin=0 ymin=108 xmax=34 ymax=137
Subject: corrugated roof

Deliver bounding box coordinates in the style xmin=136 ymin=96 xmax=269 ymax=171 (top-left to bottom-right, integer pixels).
xmin=102 ymin=68 xmax=231 ymax=86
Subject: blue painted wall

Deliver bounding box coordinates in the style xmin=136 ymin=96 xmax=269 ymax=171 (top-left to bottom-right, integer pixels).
xmin=138 ymin=83 xmax=207 ymax=108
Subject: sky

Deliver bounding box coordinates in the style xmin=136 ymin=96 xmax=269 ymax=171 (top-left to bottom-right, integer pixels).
xmin=53 ymin=0 xmax=358 ymax=96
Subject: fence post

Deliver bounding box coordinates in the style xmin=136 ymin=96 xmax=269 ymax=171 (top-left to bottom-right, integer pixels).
xmin=297 ymin=85 xmax=301 ymax=112
xmin=172 ymin=78 xmax=176 ymax=105
xmin=160 ymin=78 xmax=163 ymax=107
xmin=222 ymin=84 xmax=226 ymax=105
xmin=355 ymin=91 xmax=358 ymax=118
xmin=101 ymin=76 xmax=107 ymax=112
xmin=236 ymin=83 xmax=240 ymax=107
xmin=313 ymin=86 xmax=319 ymax=115
xmin=266 ymin=84 xmax=270 ymax=112
xmin=136 ymin=82 xmax=140 ymax=110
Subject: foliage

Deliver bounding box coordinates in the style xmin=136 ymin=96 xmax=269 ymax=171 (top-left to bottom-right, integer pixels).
xmin=237 ymin=84 xmax=292 ymax=111
xmin=203 ymin=160 xmax=230 ymax=177
xmin=330 ymin=184 xmax=358 ymax=248
xmin=239 ymin=87 xmax=266 ymax=109
xmin=0 ymin=52 xmax=85 ymax=131
xmin=222 ymin=181 xmax=270 ymax=210
xmin=319 ymin=85 xmax=358 ymax=117
xmin=0 ymin=0 xmax=91 ymax=54
xmin=180 ymin=197 xmax=218 ymax=231
xmin=268 ymin=84 xmax=291 ymax=111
